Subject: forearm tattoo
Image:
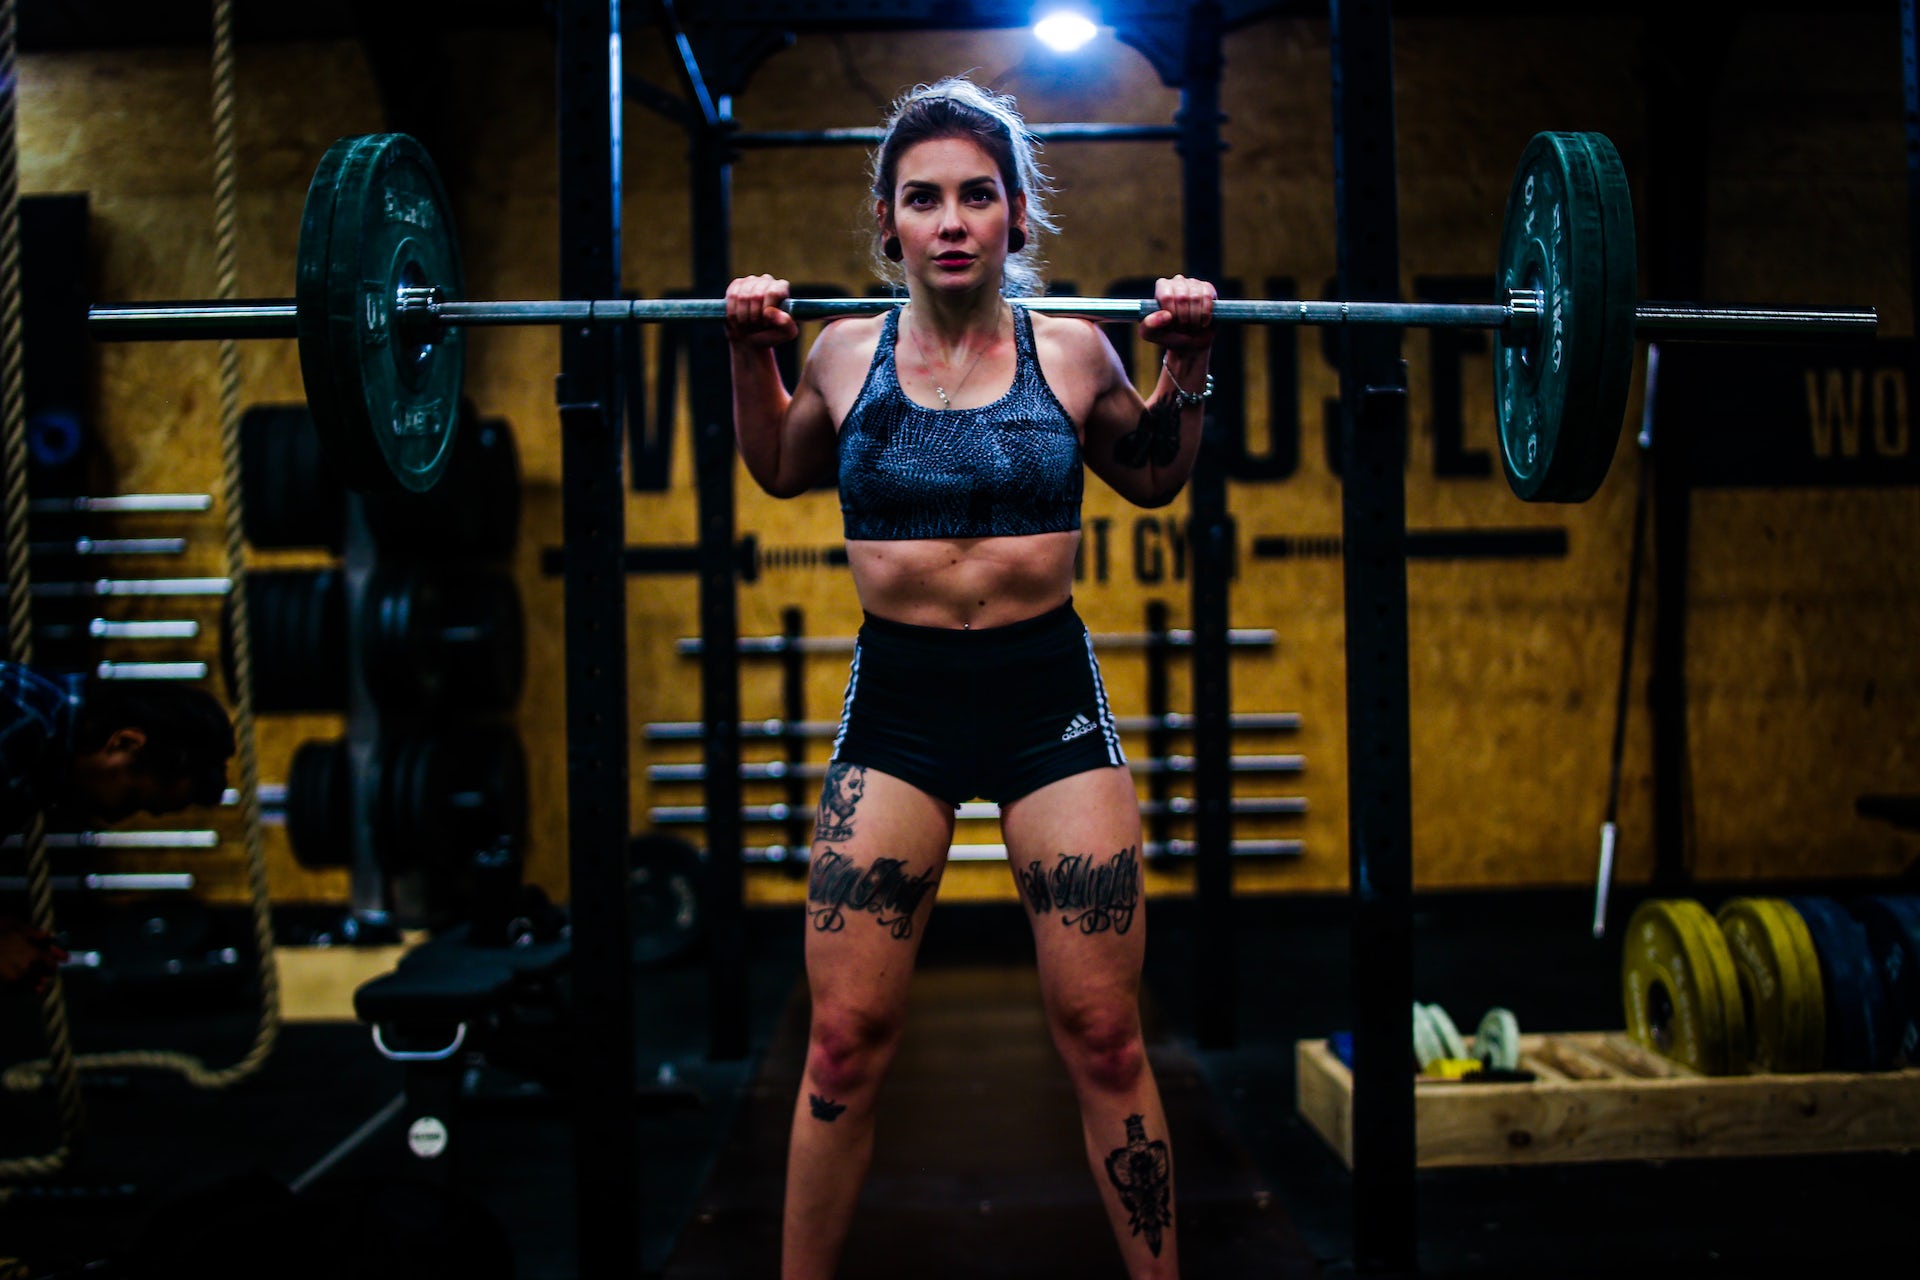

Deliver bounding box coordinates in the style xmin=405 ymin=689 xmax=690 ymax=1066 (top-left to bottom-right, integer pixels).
xmin=806 ymin=848 xmax=938 ymax=940
xmin=808 ymin=1093 xmax=847 ymax=1122
xmin=1016 ymin=845 xmax=1140 ymax=935
xmin=1104 ymin=1114 xmax=1173 ymax=1257
xmin=1112 ymin=398 xmax=1181 ymax=470
xmin=814 ymin=763 xmax=867 ymax=843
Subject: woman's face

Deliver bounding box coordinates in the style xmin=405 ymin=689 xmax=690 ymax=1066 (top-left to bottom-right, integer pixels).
xmin=881 ymin=135 xmax=1025 ymax=295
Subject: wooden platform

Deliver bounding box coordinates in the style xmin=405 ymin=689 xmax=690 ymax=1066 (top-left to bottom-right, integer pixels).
xmin=1296 ymin=1032 xmax=1920 ymax=1168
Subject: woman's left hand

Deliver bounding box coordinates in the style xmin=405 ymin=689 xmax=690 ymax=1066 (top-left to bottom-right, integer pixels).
xmin=1141 ymin=275 xmax=1216 ymax=349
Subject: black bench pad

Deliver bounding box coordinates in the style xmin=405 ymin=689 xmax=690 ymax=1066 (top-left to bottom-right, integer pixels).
xmin=354 ymin=924 xmax=570 ymax=1025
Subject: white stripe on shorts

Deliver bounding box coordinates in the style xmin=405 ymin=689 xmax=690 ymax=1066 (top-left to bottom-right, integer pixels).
xmin=830 ymin=642 xmax=863 ymax=758
xmin=1082 ymin=628 xmax=1125 ymax=766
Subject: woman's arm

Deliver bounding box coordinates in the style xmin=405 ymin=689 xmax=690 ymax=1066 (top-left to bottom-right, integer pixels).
xmin=728 ymin=274 xmax=841 ymax=498
xmin=1081 ymin=275 xmax=1216 ymax=508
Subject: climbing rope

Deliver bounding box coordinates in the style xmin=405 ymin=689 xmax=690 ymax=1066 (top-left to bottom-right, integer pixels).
xmin=0 ymin=0 xmax=87 ymax=1183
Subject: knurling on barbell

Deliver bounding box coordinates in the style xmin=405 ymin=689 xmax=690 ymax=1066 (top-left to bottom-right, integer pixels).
xmin=86 ymin=131 xmax=1879 ymax=501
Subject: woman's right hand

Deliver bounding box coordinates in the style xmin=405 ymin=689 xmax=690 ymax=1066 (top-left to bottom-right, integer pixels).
xmin=726 ymin=274 xmax=799 ymax=347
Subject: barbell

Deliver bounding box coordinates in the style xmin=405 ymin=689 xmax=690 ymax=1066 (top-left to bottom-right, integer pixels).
xmin=86 ymin=130 xmax=1877 ymax=503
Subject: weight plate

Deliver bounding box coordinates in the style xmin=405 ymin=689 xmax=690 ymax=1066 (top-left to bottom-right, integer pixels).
xmin=296 ymin=135 xmax=376 ymax=487
xmin=444 ymin=726 xmax=529 ymax=859
xmin=1495 ymin=131 xmax=1634 ymax=503
xmin=240 ymin=405 xmax=344 ymax=549
xmin=360 ymin=565 xmax=418 ymax=710
xmin=363 ymin=408 xmax=522 ymax=558
xmin=361 ymin=565 xmax=525 ymax=713
xmin=373 ymin=734 xmax=441 ymax=873
xmin=286 ymin=738 xmax=350 ymax=869
xmin=1622 ymin=898 xmax=1740 ymax=1074
xmin=1851 ymin=895 xmax=1920 ymax=1067
xmin=1715 ymin=897 xmax=1824 ymax=1073
xmin=224 ymin=570 xmax=348 ymax=712
xmin=28 ymin=409 xmax=83 ymax=468
xmin=1474 ymin=1007 xmax=1522 ymax=1072
xmin=300 ymin=133 xmax=465 ymax=494
xmin=1560 ymin=132 xmax=1636 ymax=501
xmin=629 ymin=833 xmax=706 ymax=968
xmin=1786 ymin=896 xmax=1894 ymax=1071
xmin=1425 ymin=1003 xmax=1467 ymax=1061
xmin=1686 ymin=896 xmax=1748 ymax=1072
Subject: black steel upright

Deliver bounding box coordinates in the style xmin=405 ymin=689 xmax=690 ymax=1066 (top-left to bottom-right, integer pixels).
xmin=689 ymin=101 xmax=751 ymax=1061
xmin=1180 ymin=0 xmax=1237 ymax=1052
xmin=1329 ymin=1 xmax=1416 ymax=1273
xmin=1908 ymin=2 xmax=1920 ymax=346
xmin=1646 ymin=22 xmax=1726 ymax=892
xmin=555 ymin=1 xmax=638 ymax=1274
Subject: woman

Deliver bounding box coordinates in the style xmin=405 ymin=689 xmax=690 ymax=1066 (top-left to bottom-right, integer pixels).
xmin=726 ymin=76 xmax=1214 ymax=1280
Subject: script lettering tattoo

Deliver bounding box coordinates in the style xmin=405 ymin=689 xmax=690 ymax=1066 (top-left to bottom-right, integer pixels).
xmin=1016 ymin=846 xmax=1139 ymax=935
xmin=808 ymin=1093 xmax=847 ymax=1122
xmin=806 ymin=849 xmax=938 ymax=940
xmin=1112 ymin=399 xmax=1181 ymax=470
xmin=814 ymin=763 xmax=867 ymax=843
xmin=1104 ymin=1114 xmax=1173 ymax=1257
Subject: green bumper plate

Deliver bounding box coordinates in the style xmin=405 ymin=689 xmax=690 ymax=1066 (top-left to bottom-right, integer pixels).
xmin=297 ymin=133 xmax=465 ymax=494
xmin=1495 ymin=131 xmax=1638 ymax=503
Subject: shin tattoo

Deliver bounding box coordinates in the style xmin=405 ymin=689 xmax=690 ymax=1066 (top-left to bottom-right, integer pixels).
xmin=1104 ymin=1113 xmax=1173 ymax=1257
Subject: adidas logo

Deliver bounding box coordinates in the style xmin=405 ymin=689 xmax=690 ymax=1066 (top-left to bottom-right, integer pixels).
xmin=1060 ymin=714 xmax=1096 ymax=742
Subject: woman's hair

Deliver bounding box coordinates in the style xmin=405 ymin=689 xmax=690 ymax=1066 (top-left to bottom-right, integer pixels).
xmin=868 ymin=77 xmax=1058 ymax=297
xmin=75 ymin=681 xmax=235 ymax=806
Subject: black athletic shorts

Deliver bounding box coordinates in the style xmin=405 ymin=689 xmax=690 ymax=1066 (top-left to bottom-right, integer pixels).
xmin=829 ymin=600 xmax=1126 ymax=807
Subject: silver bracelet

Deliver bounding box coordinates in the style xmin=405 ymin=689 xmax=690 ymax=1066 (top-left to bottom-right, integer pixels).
xmin=1162 ymin=353 xmax=1214 ymax=410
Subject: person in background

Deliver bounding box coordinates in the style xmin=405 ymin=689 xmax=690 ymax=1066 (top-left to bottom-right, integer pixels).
xmin=1 ymin=663 xmax=234 ymax=993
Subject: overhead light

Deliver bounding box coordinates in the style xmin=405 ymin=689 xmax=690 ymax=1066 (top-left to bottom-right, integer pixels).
xmin=1033 ymin=7 xmax=1098 ymax=54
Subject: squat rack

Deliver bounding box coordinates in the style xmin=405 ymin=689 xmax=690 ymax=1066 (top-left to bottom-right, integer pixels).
xmin=548 ymin=1 xmax=1414 ymax=1275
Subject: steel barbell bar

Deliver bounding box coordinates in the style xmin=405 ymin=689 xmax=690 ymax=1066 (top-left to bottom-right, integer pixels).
xmin=80 ymin=129 xmax=1879 ymax=502
xmin=88 ymin=289 xmax=1875 ymax=343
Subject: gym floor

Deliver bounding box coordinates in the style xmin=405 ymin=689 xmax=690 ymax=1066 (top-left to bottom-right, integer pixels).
xmin=3 ymin=888 xmax=1916 ymax=1278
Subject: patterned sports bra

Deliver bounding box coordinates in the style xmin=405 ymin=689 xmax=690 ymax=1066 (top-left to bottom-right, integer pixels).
xmin=837 ymin=306 xmax=1082 ymax=541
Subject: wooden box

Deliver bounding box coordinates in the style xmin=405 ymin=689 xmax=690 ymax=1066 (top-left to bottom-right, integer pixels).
xmin=1295 ymin=1032 xmax=1920 ymax=1168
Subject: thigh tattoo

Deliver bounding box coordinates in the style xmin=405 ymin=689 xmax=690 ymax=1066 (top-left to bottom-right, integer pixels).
xmin=814 ymin=763 xmax=867 ymax=843
xmin=806 ymin=848 xmax=939 ymax=940
xmin=1016 ymin=845 xmax=1140 ymax=935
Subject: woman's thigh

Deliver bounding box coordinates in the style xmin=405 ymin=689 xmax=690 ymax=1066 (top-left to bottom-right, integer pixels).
xmin=1000 ymin=765 xmax=1147 ymax=1010
xmin=803 ymin=762 xmax=957 ymax=1014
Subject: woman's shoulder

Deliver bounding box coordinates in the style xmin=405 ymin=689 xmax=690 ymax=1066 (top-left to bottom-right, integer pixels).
xmin=805 ymin=313 xmax=889 ymax=385
xmin=1027 ymin=307 xmax=1106 ymax=339
xmin=1027 ymin=309 xmax=1115 ymax=367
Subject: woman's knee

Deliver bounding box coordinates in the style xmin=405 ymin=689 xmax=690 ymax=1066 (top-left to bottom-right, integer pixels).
xmin=1050 ymin=1001 xmax=1147 ymax=1094
xmin=807 ymin=1002 xmax=906 ymax=1096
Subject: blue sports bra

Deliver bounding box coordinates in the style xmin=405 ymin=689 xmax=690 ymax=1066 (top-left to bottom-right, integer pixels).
xmin=837 ymin=305 xmax=1083 ymax=541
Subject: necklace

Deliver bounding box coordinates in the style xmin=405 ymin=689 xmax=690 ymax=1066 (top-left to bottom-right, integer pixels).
xmin=904 ymin=306 xmax=1001 ymax=410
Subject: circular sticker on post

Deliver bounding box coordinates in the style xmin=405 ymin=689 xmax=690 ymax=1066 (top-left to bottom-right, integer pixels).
xmin=408 ymin=1115 xmax=449 ymax=1159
